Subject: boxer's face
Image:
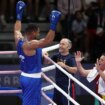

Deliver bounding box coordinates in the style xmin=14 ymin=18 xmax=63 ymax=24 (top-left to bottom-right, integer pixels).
xmin=30 ymin=28 xmax=40 ymax=40
xmin=35 ymin=28 xmax=40 ymax=38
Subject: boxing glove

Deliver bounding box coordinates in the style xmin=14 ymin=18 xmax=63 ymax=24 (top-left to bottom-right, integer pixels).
xmin=16 ymin=1 xmax=26 ymax=20
xmin=50 ymin=10 xmax=61 ymax=31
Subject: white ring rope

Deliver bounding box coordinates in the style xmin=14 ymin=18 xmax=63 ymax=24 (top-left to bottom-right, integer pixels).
xmin=42 ymin=44 xmax=59 ymax=52
xmin=44 ymin=55 xmax=105 ymax=104
xmin=0 ymin=44 xmax=59 ymax=55
xmin=0 ymin=51 xmax=17 ymax=54
xmin=42 ymin=65 xmax=56 ymax=72
xmin=42 ymin=73 xmax=80 ymax=105
xmin=41 ymin=85 xmax=54 ymax=91
xmin=0 ymin=65 xmax=55 ymax=74
xmin=41 ymin=85 xmax=55 ymax=105
xmin=0 ymin=70 xmax=21 ymax=74
xmin=0 ymin=89 xmax=22 ymax=94
xmin=41 ymin=91 xmax=57 ymax=105
xmin=0 ymin=85 xmax=54 ymax=95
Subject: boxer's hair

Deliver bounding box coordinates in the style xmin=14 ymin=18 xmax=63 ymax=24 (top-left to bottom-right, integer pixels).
xmin=25 ymin=23 xmax=39 ymax=33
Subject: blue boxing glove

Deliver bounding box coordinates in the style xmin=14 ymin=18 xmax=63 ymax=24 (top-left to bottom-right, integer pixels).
xmin=16 ymin=1 xmax=26 ymax=20
xmin=50 ymin=10 xmax=61 ymax=31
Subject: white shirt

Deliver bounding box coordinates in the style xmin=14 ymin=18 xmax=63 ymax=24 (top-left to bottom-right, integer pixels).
xmin=87 ymin=67 xmax=105 ymax=95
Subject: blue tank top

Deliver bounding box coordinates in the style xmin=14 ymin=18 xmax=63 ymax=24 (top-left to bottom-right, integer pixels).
xmin=17 ymin=39 xmax=42 ymax=73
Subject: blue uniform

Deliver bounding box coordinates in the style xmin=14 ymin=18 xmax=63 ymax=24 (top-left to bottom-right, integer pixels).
xmin=52 ymin=53 xmax=76 ymax=105
xmin=17 ymin=39 xmax=42 ymax=105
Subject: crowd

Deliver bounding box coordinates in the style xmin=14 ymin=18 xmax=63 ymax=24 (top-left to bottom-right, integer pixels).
xmin=57 ymin=0 xmax=105 ymax=63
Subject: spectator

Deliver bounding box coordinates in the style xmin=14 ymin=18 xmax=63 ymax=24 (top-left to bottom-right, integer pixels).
xmin=84 ymin=0 xmax=105 ymax=62
xmin=71 ymin=10 xmax=87 ymax=52
xmin=25 ymin=0 xmax=33 ymax=21
xmin=38 ymin=0 xmax=51 ymax=21
xmin=8 ymin=0 xmax=16 ymax=22
xmin=51 ymin=38 xmax=77 ymax=105
xmin=0 ymin=0 xmax=7 ymax=31
xmin=75 ymin=51 xmax=105 ymax=104
xmin=25 ymin=0 xmax=51 ymax=22
xmin=57 ymin=0 xmax=85 ymax=39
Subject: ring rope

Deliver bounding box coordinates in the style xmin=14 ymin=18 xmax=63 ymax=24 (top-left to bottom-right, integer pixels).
xmin=41 ymin=85 xmax=55 ymax=104
xmin=0 ymin=70 xmax=21 ymax=74
xmin=0 ymin=89 xmax=22 ymax=94
xmin=41 ymin=85 xmax=54 ymax=91
xmin=42 ymin=44 xmax=59 ymax=52
xmin=0 ymin=44 xmax=59 ymax=55
xmin=0 ymin=85 xmax=54 ymax=95
xmin=0 ymin=51 xmax=17 ymax=55
xmin=44 ymin=55 xmax=105 ymax=104
xmin=42 ymin=65 xmax=56 ymax=72
xmin=0 ymin=65 xmax=55 ymax=75
xmin=42 ymin=72 xmax=80 ymax=105
xmin=41 ymin=91 xmax=57 ymax=105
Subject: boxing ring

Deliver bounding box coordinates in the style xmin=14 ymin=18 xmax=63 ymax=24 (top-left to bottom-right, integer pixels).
xmin=0 ymin=44 xmax=105 ymax=105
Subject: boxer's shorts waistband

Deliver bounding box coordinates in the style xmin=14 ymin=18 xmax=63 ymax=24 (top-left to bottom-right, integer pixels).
xmin=21 ymin=72 xmax=42 ymax=78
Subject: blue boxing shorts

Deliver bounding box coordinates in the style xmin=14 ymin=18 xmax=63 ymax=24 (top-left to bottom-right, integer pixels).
xmin=20 ymin=72 xmax=42 ymax=105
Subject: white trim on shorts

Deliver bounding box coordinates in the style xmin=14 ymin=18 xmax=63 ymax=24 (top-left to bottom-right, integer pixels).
xmin=21 ymin=72 xmax=42 ymax=78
